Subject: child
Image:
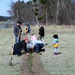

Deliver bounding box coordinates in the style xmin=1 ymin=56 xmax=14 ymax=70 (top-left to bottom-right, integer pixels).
xmin=27 ymin=24 xmax=31 ymax=34
xmin=53 ymin=34 xmax=59 ymax=55
xmin=31 ymin=34 xmax=37 ymax=41
xmin=25 ymin=28 xmax=28 ymax=34
xmin=39 ymin=25 xmax=45 ymax=41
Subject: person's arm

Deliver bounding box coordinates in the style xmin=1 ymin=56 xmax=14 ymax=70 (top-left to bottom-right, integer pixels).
xmin=14 ymin=26 xmax=19 ymax=36
xmin=20 ymin=26 xmax=22 ymax=32
xmin=18 ymin=26 xmax=22 ymax=38
xmin=22 ymin=41 xmax=29 ymax=53
xmin=53 ymin=39 xmax=56 ymax=45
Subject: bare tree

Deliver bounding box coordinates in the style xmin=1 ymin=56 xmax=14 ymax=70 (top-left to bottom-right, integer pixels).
xmin=32 ymin=0 xmax=39 ymax=25
xmin=56 ymin=0 xmax=60 ymax=25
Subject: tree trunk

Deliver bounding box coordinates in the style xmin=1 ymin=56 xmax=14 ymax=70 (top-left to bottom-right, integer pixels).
xmin=56 ymin=0 xmax=60 ymax=25
xmin=32 ymin=0 xmax=39 ymax=25
xmin=46 ymin=12 xmax=48 ymax=26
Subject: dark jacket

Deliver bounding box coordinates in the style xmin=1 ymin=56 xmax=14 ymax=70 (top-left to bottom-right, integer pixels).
xmin=18 ymin=25 xmax=22 ymax=42
xmin=28 ymin=25 xmax=31 ymax=33
xmin=14 ymin=25 xmax=19 ymax=36
xmin=18 ymin=25 xmax=22 ymax=36
xmin=39 ymin=26 xmax=45 ymax=37
xmin=13 ymin=40 xmax=29 ymax=55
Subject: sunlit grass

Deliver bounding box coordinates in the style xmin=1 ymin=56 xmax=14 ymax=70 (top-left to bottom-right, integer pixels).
xmin=0 ymin=22 xmax=5 ymax=25
xmin=0 ymin=25 xmax=75 ymax=75
xmin=0 ymin=28 xmax=23 ymax=75
xmin=39 ymin=25 xmax=75 ymax=75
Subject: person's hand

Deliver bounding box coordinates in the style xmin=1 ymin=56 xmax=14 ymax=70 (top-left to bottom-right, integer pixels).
xmin=26 ymin=53 xmax=30 ymax=55
xmin=18 ymin=35 xmax=20 ymax=38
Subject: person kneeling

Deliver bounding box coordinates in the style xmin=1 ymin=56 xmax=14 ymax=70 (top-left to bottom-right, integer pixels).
xmin=13 ymin=38 xmax=29 ymax=56
xmin=28 ymin=39 xmax=45 ymax=53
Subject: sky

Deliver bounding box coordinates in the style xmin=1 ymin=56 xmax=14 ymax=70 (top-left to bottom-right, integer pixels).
xmin=0 ymin=0 xmax=29 ymax=16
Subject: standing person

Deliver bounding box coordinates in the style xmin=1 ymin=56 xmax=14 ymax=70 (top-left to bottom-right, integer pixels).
xmin=53 ymin=34 xmax=59 ymax=55
xmin=14 ymin=21 xmax=22 ymax=43
xmin=39 ymin=25 xmax=45 ymax=41
xmin=25 ymin=28 xmax=28 ymax=34
xmin=18 ymin=21 xmax=22 ymax=42
xmin=27 ymin=24 xmax=31 ymax=34
xmin=25 ymin=25 xmax=28 ymax=34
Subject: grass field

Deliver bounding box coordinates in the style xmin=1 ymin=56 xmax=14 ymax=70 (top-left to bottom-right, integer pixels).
xmin=40 ymin=25 xmax=75 ymax=75
xmin=0 ymin=25 xmax=75 ymax=75
xmin=0 ymin=22 xmax=5 ymax=25
xmin=0 ymin=28 xmax=23 ymax=75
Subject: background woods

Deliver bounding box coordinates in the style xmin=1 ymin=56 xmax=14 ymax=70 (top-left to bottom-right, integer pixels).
xmin=1 ymin=0 xmax=75 ymax=25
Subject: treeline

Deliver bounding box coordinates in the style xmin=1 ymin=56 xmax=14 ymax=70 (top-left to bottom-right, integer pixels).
xmin=8 ymin=0 xmax=75 ymax=25
xmin=0 ymin=16 xmax=11 ymax=21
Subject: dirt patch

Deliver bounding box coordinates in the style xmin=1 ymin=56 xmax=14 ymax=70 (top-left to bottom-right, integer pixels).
xmin=21 ymin=53 xmax=49 ymax=75
xmin=21 ymin=54 xmax=33 ymax=75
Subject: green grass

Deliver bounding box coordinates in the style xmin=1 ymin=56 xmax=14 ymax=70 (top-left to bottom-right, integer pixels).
xmin=0 ymin=25 xmax=75 ymax=75
xmin=28 ymin=53 xmax=33 ymax=73
xmin=0 ymin=22 xmax=5 ymax=25
xmin=0 ymin=28 xmax=22 ymax=75
xmin=39 ymin=25 xmax=75 ymax=75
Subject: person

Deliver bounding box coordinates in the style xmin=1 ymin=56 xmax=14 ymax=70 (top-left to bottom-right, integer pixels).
xmin=18 ymin=22 xmax=22 ymax=42
xmin=53 ymin=34 xmax=59 ymax=55
xmin=28 ymin=38 xmax=45 ymax=53
xmin=13 ymin=38 xmax=29 ymax=56
xmin=27 ymin=34 xmax=37 ymax=52
xmin=31 ymin=34 xmax=37 ymax=41
xmin=39 ymin=25 xmax=45 ymax=41
xmin=25 ymin=28 xmax=28 ymax=34
xmin=34 ymin=40 xmax=45 ymax=53
xmin=14 ymin=21 xmax=22 ymax=43
xmin=27 ymin=24 xmax=31 ymax=34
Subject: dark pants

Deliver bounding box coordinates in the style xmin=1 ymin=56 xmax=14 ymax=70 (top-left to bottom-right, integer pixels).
xmin=19 ymin=36 xmax=21 ymax=42
xmin=19 ymin=33 xmax=21 ymax=42
xmin=28 ymin=30 xmax=30 ymax=33
xmin=34 ymin=43 xmax=44 ymax=53
xmin=39 ymin=36 xmax=44 ymax=41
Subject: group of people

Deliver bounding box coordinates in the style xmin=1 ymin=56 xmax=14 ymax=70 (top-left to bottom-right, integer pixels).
xmin=13 ymin=21 xmax=45 ymax=55
xmin=28 ymin=34 xmax=45 ymax=53
xmin=13 ymin=34 xmax=45 ymax=56
xmin=14 ymin=21 xmax=31 ymax=44
xmin=13 ymin=21 xmax=60 ymax=56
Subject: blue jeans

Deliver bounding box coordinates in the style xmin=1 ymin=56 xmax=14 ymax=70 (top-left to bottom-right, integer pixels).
xmin=54 ymin=47 xmax=58 ymax=53
xmin=15 ymin=36 xmax=19 ymax=43
xmin=35 ymin=43 xmax=44 ymax=53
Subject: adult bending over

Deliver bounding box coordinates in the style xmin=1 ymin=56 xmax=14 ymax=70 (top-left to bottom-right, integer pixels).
xmin=13 ymin=38 xmax=29 ymax=55
xmin=28 ymin=37 xmax=45 ymax=53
